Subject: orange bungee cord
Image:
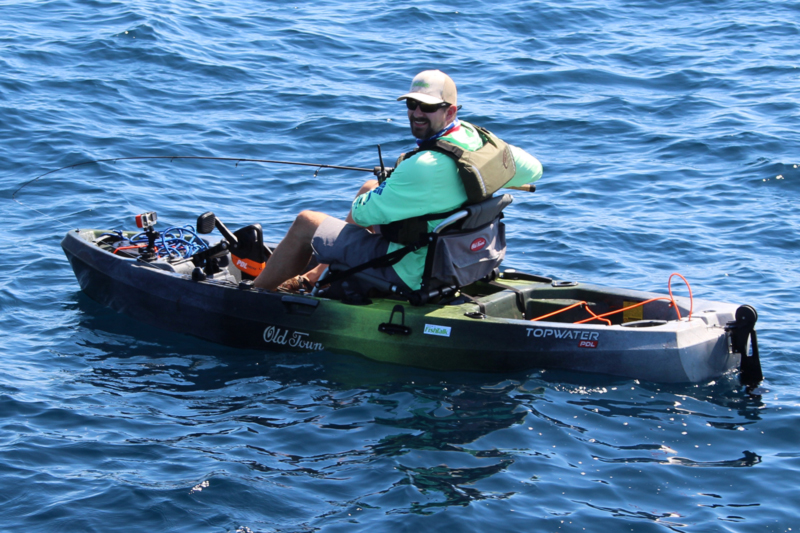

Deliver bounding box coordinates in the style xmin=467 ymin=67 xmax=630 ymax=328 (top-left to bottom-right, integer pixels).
xmin=529 ymin=273 xmax=694 ymax=325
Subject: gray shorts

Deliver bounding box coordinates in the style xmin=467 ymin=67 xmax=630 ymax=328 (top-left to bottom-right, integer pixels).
xmin=312 ymin=217 xmax=409 ymax=289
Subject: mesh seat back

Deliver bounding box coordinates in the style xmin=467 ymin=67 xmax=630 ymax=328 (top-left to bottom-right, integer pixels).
xmin=423 ymin=194 xmax=513 ymax=290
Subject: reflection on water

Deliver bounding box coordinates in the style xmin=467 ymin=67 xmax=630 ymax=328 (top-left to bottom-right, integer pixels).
xmin=396 ymin=459 xmax=515 ymax=514
xmin=4 ymin=0 xmax=800 ymax=528
xmin=373 ymin=381 xmax=528 ymax=454
xmin=34 ymin=290 xmax=784 ymax=529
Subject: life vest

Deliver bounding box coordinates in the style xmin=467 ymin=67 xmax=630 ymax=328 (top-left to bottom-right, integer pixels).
xmin=380 ymin=123 xmax=517 ymax=245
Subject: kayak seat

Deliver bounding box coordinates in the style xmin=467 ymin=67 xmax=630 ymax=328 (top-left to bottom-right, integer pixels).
xmin=316 ymin=194 xmax=513 ymax=306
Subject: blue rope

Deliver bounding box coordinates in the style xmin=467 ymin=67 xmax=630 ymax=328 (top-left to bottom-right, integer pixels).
xmin=129 ymin=224 xmax=208 ymax=259
xmin=99 ymin=230 xmax=125 ymax=240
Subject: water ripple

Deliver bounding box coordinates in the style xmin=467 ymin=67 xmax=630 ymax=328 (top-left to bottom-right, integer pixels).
xmin=2 ymin=0 xmax=800 ymax=531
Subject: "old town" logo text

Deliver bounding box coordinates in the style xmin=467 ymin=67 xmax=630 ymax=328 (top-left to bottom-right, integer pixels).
xmin=263 ymin=326 xmax=324 ymax=351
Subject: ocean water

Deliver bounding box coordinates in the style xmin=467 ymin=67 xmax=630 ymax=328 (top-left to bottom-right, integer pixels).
xmin=2 ymin=0 xmax=799 ymax=531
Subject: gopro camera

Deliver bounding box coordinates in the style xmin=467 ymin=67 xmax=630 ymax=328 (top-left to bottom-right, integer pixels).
xmin=135 ymin=211 xmax=158 ymax=229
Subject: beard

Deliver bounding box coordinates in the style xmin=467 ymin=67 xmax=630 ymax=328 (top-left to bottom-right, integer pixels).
xmin=409 ymin=116 xmax=435 ymax=140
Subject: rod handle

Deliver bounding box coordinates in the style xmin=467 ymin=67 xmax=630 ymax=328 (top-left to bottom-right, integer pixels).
xmin=506 ymin=183 xmax=536 ymax=193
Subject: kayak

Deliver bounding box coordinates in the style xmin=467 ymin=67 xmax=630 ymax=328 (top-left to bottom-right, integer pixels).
xmin=60 ymin=215 xmax=762 ymax=385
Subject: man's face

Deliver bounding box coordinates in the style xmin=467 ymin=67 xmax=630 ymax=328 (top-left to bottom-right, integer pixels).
xmin=407 ymin=100 xmax=456 ymax=140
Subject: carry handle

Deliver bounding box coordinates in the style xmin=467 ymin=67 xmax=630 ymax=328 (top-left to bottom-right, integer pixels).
xmin=433 ymin=211 xmax=469 ymax=233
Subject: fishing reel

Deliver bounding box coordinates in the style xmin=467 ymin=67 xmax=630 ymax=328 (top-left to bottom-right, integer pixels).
xmin=135 ymin=211 xmax=159 ymax=260
xmin=373 ymin=145 xmax=394 ymax=183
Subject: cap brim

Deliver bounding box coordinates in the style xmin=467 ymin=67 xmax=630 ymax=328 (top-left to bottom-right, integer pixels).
xmin=396 ymin=92 xmax=445 ymax=105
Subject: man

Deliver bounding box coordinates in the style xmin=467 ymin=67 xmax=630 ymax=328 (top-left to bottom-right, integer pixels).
xmin=253 ymin=70 xmax=542 ymax=292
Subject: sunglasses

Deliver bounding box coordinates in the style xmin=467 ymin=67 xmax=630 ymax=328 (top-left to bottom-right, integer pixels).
xmin=405 ymin=99 xmax=451 ymax=113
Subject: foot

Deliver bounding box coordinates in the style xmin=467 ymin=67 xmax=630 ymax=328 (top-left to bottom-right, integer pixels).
xmin=277 ymin=275 xmax=313 ymax=293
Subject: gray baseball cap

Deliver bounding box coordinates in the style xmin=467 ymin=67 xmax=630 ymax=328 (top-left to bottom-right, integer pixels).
xmin=397 ymin=70 xmax=457 ymax=106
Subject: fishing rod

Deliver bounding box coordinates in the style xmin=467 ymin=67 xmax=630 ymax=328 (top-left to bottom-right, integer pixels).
xmin=12 ymin=151 xmax=536 ymax=203
xmin=12 ymin=155 xmax=375 ymax=201
xmin=12 ymin=150 xmax=538 ymax=229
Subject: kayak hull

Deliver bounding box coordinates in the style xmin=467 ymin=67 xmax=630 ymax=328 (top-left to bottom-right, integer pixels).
xmin=62 ymin=229 xmax=744 ymax=383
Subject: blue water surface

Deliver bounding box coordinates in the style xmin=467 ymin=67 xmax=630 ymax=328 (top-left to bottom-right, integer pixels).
xmin=1 ymin=0 xmax=799 ymax=531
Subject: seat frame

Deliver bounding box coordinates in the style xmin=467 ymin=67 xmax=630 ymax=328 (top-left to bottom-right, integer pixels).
xmin=314 ymin=194 xmax=513 ymax=306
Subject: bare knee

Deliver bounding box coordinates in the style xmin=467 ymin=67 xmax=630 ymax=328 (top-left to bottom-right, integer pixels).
xmin=292 ymin=210 xmax=329 ymax=239
xmin=357 ymin=180 xmax=380 ymax=196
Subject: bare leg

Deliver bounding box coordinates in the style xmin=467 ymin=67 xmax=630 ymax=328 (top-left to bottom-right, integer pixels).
xmin=253 ymin=210 xmax=329 ymax=291
xmin=304 ymin=179 xmax=380 ymax=283
xmin=345 ymin=179 xmax=379 ymax=227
